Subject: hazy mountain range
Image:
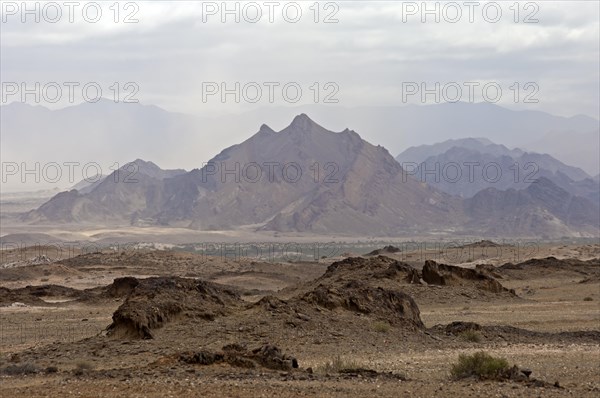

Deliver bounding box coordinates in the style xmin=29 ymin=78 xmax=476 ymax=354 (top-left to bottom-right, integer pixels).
xmin=464 ymin=176 xmax=599 ymax=238
xmin=23 ymin=115 xmax=599 ymax=237
xmin=2 ymin=101 xmax=598 ymax=193
xmin=396 ymin=138 xmax=598 ymax=200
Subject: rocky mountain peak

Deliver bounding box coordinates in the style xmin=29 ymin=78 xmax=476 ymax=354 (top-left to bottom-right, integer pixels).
xmin=258 ymin=124 xmax=275 ymax=134
xmin=288 ymin=113 xmax=318 ymax=132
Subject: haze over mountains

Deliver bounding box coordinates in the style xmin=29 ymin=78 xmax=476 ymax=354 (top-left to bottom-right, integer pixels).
xmin=527 ymin=130 xmax=600 ymax=177
xmin=25 ymin=115 xmax=463 ymax=235
xmin=396 ymin=138 xmax=598 ymax=200
xmin=23 ymin=115 xmax=599 ymax=238
xmin=464 ymin=177 xmax=599 ymax=237
xmin=2 ymin=100 xmax=598 ymax=193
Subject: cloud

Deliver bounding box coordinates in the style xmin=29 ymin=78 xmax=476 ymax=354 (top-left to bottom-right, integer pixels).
xmin=1 ymin=1 xmax=598 ymax=117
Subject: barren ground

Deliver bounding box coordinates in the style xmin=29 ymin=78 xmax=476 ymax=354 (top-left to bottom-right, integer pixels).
xmin=0 ymin=243 xmax=598 ymax=397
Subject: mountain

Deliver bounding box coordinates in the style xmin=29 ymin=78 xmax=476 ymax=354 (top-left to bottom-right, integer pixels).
xmin=261 ymin=103 xmax=598 ymax=165
xmin=464 ymin=177 xmax=600 ymax=237
xmin=396 ymin=138 xmax=525 ymax=164
xmin=25 ymin=115 xmax=464 ymax=234
xmin=144 ymin=114 xmax=465 ymax=234
xmin=25 ymin=160 xmax=186 ymax=224
xmin=70 ymin=161 xmax=187 ymax=195
xmin=396 ymin=139 xmax=595 ymax=199
xmin=2 ymin=101 xmax=598 ymax=191
xmin=71 ymin=175 xmax=105 ymax=194
xmin=23 ymin=116 xmax=599 ymax=237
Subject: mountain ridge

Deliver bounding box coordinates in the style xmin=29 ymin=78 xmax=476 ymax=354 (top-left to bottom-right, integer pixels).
xmin=23 ymin=115 xmax=599 ymax=237
xmin=3 ymin=101 xmax=598 ymax=192
xmin=395 ymin=138 xmax=595 ymax=199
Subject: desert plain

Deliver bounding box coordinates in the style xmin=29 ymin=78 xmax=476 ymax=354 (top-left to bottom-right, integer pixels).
xmin=0 ymin=239 xmax=598 ymax=397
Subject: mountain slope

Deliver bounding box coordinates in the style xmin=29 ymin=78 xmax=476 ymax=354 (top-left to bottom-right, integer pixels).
xmin=24 ymin=115 xmax=465 ymax=234
xmin=396 ymin=137 xmax=525 ymax=164
xmin=3 ymin=101 xmax=598 ymax=192
xmin=464 ymin=177 xmax=600 ymax=237
xmin=160 ymin=114 xmax=465 ymax=233
xmin=25 ymin=160 xmax=186 ymax=224
xmin=24 ymin=116 xmax=599 ymax=237
xmin=396 ymin=139 xmax=594 ymax=199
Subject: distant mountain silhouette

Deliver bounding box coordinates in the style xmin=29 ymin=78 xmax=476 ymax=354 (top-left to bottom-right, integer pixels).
xmin=464 ymin=177 xmax=600 ymax=237
xmin=3 ymin=101 xmax=598 ymax=191
xmin=26 ymin=160 xmax=185 ymax=224
xmin=24 ymin=115 xmax=599 ymax=237
xmin=396 ymin=139 xmax=596 ymax=200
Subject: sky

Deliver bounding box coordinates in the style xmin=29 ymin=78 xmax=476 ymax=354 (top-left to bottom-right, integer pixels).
xmin=1 ymin=1 xmax=599 ymax=193
xmin=1 ymin=1 xmax=599 ymax=118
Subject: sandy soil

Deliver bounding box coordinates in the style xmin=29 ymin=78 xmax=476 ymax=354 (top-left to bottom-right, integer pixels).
xmin=0 ymin=242 xmax=598 ymax=397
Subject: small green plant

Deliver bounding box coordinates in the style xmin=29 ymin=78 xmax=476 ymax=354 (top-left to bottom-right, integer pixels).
xmin=583 ymin=296 xmax=593 ymax=301
xmin=73 ymin=361 xmax=94 ymax=376
xmin=459 ymin=330 xmax=482 ymax=343
xmin=450 ymin=351 xmax=509 ymax=379
xmin=372 ymin=321 xmax=391 ymax=333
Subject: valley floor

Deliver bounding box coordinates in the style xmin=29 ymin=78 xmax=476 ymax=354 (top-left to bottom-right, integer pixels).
xmin=0 ymin=243 xmax=599 ymax=397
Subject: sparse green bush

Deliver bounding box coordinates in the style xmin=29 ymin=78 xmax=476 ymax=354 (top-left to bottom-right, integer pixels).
xmin=316 ymin=355 xmax=361 ymax=374
xmin=73 ymin=361 xmax=94 ymax=376
xmin=450 ymin=351 xmax=509 ymax=379
xmin=459 ymin=330 xmax=482 ymax=343
xmin=372 ymin=321 xmax=391 ymax=333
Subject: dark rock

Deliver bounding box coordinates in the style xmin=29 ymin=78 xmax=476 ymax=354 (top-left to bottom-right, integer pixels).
xmin=178 ymin=344 xmax=298 ymax=371
xmin=366 ymin=246 xmax=401 ymax=256
xmin=107 ymin=277 xmax=241 ymax=339
xmin=106 ymin=277 xmax=139 ymax=297
xmin=445 ymin=321 xmax=481 ymax=335
xmin=422 ymin=261 xmax=511 ymax=294
xmin=302 ymin=280 xmax=424 ymax=329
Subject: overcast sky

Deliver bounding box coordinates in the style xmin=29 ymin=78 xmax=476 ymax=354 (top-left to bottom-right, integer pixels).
xmin=1 ymin=1 xmax=599 ymax=118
